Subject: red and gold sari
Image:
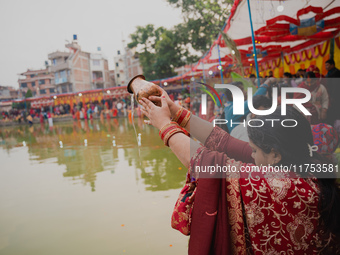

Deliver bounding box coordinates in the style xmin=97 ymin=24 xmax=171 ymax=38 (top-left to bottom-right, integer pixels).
xmin=187 ymin=127 xmax=334 ymax=254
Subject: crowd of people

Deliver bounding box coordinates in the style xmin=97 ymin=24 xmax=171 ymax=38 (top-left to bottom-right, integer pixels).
xmin=0 ymin=92 xmax=190 ymax=125
xmin=0 ymin=97 xmax=131 ymax=124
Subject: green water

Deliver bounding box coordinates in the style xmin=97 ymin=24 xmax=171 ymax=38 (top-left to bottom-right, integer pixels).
xmin=0 ymin=119 xmax=189 ymax=255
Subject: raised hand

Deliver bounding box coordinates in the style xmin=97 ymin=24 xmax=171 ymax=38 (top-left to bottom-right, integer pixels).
xmin=139 ymin=96 xmax=171 ymax=130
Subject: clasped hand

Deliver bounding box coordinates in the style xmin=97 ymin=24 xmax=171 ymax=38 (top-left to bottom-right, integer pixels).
xmin=139 ymin=95 xmax=171 ymax=130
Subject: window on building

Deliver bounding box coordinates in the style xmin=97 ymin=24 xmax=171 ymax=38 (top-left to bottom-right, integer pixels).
xmin=117 ymin=74 xmax=120 ymax=78
xmin=61 ymin=85 xmax=67 ymax=93
xmin=49 ymin=88 xmax=55 ymax=93
xmin=117 ymin=50 xmax=121 ymax=55
xmin=116 ymin=62 xmax=119 ymax=67
xmin=30 ymin=74 xmax=35 ymax=78
xmin=39 ymin=80 xmax=45 ymax=85
xmin=31 ymin=82 xmax=35 ymax=87
xmin=21 ymin=83 xmax=27 ymax=88
xmin=40 ymin=89 xmax=46 ymax=94
xmin=93 ymin=60 xmax=100 ymax=66
xmin=53 ymin=59 xmax=57 ymax=66
xmin=60 ymin=70 xmax=66 ymax=78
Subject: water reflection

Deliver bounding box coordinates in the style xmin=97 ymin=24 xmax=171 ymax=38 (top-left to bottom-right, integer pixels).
xmin=0 ymin=118 xmax=185 ymax=192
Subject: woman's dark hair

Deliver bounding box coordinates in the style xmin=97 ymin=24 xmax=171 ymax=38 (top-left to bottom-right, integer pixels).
xmin=247 ymin=106 xmax=340 ymax=247
xmin=252 ymin=95 xmax=272 ymax=110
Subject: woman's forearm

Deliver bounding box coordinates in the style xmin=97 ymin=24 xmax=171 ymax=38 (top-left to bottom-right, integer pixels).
xmin=167 ymin=132 xmax=201 ymax=169
xmin=169 ymin=102 xmax=214 ymax=144
xmin=184 ymin=115 xmax=214 ymax=144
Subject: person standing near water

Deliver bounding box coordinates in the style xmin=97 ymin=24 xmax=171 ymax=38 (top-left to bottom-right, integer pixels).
xmin=116 ymin=100 xmax=123 ymax=117
xmin=138 ymin=86 xmax=340 ymax=254
xmin=47 ymin=111 xmax=53 ymax=127
xmin=26 ymin=114 xmax=33 ymax=126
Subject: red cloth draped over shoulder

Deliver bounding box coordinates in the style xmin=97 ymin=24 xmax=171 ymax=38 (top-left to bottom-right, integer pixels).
xmin=189 ymin=127 xmax=253 ymax=255
xmin=188 ymin=127 xmax=335 ymax=254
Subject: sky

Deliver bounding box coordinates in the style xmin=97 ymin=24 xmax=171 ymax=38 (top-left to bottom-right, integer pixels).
xmin=0 ymin=0 xmax=183 ymax=88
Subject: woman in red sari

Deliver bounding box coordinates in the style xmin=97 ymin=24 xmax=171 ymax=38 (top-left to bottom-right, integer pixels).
xmin=139 ymin=87 xmax=340 ymax=254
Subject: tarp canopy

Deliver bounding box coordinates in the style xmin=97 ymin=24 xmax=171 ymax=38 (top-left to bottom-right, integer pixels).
xmin=160 ymin=0 xmax=340 ymax=83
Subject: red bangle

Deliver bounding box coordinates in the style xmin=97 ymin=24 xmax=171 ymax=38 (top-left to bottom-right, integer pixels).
xmin=163 ymin=128 xmax=184 ymax=146
xmin=173 ymin=107 xmax=191 ymax=127
xmin=159 ymin=121 xmax=178 ymax=136
xmin=172 ymin=107 xmax=184 ymax=122
xmin=159 ymin=122 xmax=190 ymax=146
xmin=161 ymin=125 xmax=177 ymax=140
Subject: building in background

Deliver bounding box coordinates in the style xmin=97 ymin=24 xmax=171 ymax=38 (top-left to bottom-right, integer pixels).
xmin=48 ymin=50 xmax=73 ymax=93
xmin=113 ymin=50 xmax=126 ymax=87
xmin=18 ymin=69 xmax=54 ymax=97
xmin=48 ymin=37 xmax=110 ymax=93
xmin=109 ymin=70 xmax=116 ymax=87
xmin=113 ymin=46 xmax=143 ymax=87
xmin=90 ymin=52 xmax=111 ymax=89
xmin=125 ymin=47 xmax=143 ymax=82
xmin=0 ymin=86 xmax=19 ymax=101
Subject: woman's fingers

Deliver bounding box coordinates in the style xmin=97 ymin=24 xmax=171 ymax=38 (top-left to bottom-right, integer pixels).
xmin=148 ymin=96 xmax=161 ymax=103
xmin=161 ymin=96 xmax=168 ymax=109
xmin=138 ymin=99 xmax=148 ymax=109
xmin=141 ymin=97 xmax=154 ymax=109
xmin=140 ymin=108 xmax=150 ymax=118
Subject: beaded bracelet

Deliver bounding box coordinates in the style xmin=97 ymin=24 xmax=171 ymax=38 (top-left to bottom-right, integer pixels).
xmin=172 ymin=107 xmax=191 ymax=127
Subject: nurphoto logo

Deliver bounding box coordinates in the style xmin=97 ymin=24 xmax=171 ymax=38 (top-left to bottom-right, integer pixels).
xmin=199 ymin=83 xmax=312 ymax=128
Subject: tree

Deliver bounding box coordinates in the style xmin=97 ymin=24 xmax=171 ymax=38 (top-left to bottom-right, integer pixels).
xmin=128 ymin=25 xmax=192 ymax=80
xmin=25 ymin=89 xmax=33 ymax=98
xmin=166 ymin=0 xmax=233 ymax=52
xmin=127 ymin=1 xmax=239 ymax=80
xmin=167 ymin=0 xmax=243 ymax=71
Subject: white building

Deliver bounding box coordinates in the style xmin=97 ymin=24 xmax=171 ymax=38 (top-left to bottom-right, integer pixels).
xmin=90 ymin=53 xmax=111 ymax=89
xmin=113 ymin=47 xmax=143 ymax=87
xmin=48 ymin=38 xmax=111 ymax=93
xmin=113 ymin=50 xmax=126 ymax=87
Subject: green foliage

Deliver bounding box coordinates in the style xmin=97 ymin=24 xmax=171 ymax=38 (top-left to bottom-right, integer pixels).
xmin=171 ymin=0 xmax=244 ymax=74
xmin=167 ymin=0 xmax=233 ymax=51
xmin=127 ymin=0 xmax=235 ymax=80
xmin=12 ymin=102 xmax=28 ymax=109
xmin=25 ymin=89 xmax=33 ymax=98
xmin=128 ymin=25 xmax=191 ymax=80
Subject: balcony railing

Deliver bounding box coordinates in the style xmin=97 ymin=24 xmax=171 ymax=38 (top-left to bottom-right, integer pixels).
xmin=48 ymin=51 xmax=71 ymax=60
xmin=49 ymin=62 xmax=70 ymax=73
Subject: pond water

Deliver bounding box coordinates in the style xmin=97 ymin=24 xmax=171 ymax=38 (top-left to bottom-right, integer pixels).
xmin=0 ymin=118 xmax=189 ymax=255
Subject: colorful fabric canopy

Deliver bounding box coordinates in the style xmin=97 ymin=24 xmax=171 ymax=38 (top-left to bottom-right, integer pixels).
xmin=160 ymin=0 xmax=340 ymax=83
